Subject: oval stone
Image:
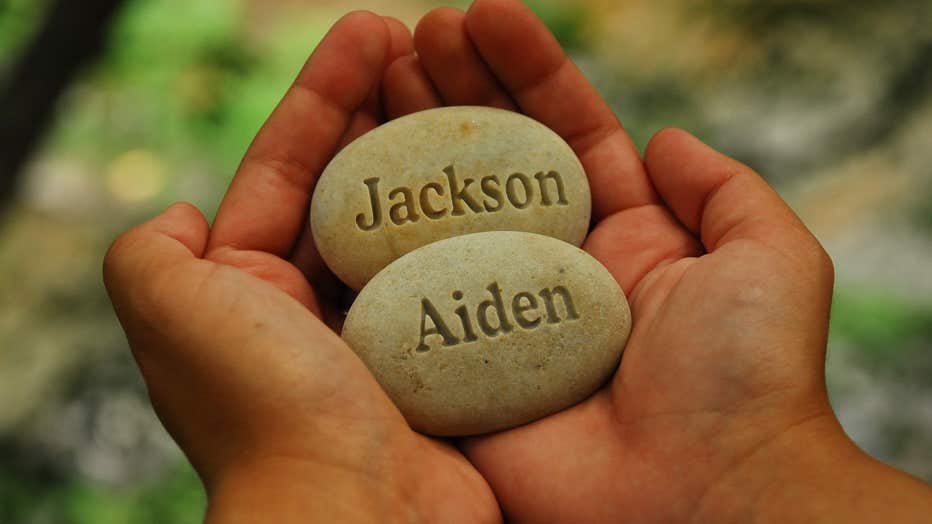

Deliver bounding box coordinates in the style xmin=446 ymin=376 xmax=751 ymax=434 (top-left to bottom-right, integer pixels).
xmin=311 ymin=106 xmax=591 ymax=290
xmin=342 ymin=231 xmax=631 ymax=436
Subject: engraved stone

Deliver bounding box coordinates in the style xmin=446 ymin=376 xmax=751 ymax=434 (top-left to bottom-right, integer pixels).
xmin=342 ymin=231 xmax=631 ymax=436
xmin=311 ymin=106 xmax=591 ymax=290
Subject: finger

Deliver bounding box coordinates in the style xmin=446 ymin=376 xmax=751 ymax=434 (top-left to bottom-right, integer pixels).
xmin=104 ymin=203 xmax=393 ymax=479
xmin=107 ymin=203 xmax=320 ymax=317
xmin=335 ymin=16 xmax=416 ymax=150
xmin=584 ymin=205 xmax=700 ymax=296
xmin=414 ymin=7 xmax=516 ymax=109
xmin=205 ymin=247 xmax=319 ymax=313
xmin=385 ymin=16 xmax=415 ymax=57
xmin=289 ymin=224 xmax=346 ymax=325
xmin=287 ymin=17 xmax=415 ymax=316
xmin=104 ymin=202 xmax=211 ymax=326
xmin=644 ymin=128 xmax=824 ymax=256
xmin=465 ymin=0 xmax=657 ymax=219
xmin=384 ymin=55 xmax=443 ymax=119
xmin=288 ymin=16 xmax=414 ymax=293
xmin=208 ymin=11 xmax=391 ymax=258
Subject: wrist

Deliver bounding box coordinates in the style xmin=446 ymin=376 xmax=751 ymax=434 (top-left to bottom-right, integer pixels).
xmin=696 ymin=406 xmax=932 ymax=523
xmin=696 ymin=409 xmax=854 ymax=522
xmin=205 ymin=455 xmax=419 ymax=523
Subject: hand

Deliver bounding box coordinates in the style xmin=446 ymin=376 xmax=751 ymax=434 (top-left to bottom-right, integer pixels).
xmin=105 ymin=1 xmax=932 ymax=523
xmin=104 ymin=12 xmax=499 ymax=523
xmin=409 ymin=1 xmax=932 ymax=522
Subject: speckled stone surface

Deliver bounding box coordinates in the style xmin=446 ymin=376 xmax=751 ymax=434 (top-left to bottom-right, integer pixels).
xmin=341 ymin=231 xmax=630 ymax=436
xmin=311 ymin=106 xmax=591 ymax=290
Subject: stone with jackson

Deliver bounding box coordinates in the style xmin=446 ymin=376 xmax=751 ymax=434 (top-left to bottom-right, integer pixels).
xmin=342 ymin=231 xmax=631 ymax=436
xmin=310 ymin=106 xmax=591 ymax=290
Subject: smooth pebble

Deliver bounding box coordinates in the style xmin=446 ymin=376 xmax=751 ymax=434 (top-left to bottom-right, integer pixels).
xmin=342 ymin=231 xmax=630 ymax=436
xmin=311 ymin=106 xmax=591 ymax=290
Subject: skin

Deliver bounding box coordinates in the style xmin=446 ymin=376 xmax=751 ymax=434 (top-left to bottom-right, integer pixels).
xmin=103 ymin=0 xmax=932 ymax=522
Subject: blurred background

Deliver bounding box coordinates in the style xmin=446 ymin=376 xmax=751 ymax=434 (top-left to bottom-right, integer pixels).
xmin=1 ymin=0 xmax=930 ymax=521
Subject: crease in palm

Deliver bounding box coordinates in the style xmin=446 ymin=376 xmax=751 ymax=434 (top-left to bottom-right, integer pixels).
xmin=108 ymin=1 xmax=836 ymax=521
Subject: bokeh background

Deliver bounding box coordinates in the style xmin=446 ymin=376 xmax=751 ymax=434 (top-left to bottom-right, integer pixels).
xmin=1 ymin=0 xmax=931 ymax=521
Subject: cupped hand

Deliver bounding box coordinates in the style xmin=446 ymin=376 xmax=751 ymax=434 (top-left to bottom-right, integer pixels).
xmin=104 ymin=12 xmax=499 ymax=523
xmin=406 ymin=1 xmax=848 ymax=522
xmin=105 ymin=1 xmax=926 ymax=523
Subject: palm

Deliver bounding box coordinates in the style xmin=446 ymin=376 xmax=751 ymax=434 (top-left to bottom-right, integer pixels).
xmin=218 ymin=1 xmax=831 ymax=520
xmin=462 ymin=233 xmax=832 ymax=520
xmin=208 ymin=256 xmax=501 ymax=521
xmin=108 ymin=233 xmax=498 ymax=521
xmin=394 ymin=1 xmax=834 ymax=521
xmin=109 ymin=1 xmax=834 ymax=522
xmin=105 ymin=10 xmax=501 ymax=523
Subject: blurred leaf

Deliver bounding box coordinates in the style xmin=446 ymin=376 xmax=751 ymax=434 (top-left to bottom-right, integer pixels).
xmin=525 ymin=0 xmax=590 ymax=52
xmin=912 ymin=186 xmax=932 ymax=234
xmin=0 ymin=0 xmax=50 ymax=70
xmin=830 ymin=287 xmax=932 ymax=372
xmin=42 ymin=0 xmax=335 ymax=201
xmin=0 ymin=460 xmax=204 ymax=524
xmin=425 ymin=0 xmax=591 ymax=51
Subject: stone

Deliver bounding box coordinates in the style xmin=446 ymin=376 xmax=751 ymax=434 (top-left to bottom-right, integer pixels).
xmin=341 ymin=231 xmax=631 ymax=436
xmin=311 ymin=106 xmax=591 ymax=290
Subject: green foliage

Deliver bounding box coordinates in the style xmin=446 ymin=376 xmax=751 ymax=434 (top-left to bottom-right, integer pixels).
xmin=611 ymin=77 xmax=706 ymax=153
xmin=830 ymin=287 xmax=932 ymax=373
xmin=4 ymin=0 xmax=932 ymax=517
xmin=426 ymin=0 xmax=591 ymax=51
xmin=46 ymin=0 xmax=334 ymax=183
xmin=524 ymin=0 xmax=589 ymax=52
xmin=0 ymin=461 xmax=205 ymax=524
xmin=912 ymin=187 xmax=932 ymax=234
xmin=41 ymin=0 xmax=593 ymax=192
xmin=0 ymin=0 xmax=50 ymax=71
xmin=205 ymin=13 xmax=333 ymax=171
xmin=56 ymin=0 xmax=252 ymax=166
xmin=695 ymin=0 xmax=929 ymax=34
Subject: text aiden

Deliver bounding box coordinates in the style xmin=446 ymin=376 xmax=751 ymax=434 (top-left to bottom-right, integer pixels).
xmin=416 ymin=282 xmax=579 ymax=353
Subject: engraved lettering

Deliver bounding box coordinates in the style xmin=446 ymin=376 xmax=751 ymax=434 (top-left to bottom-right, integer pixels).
xmin=505 ymin=173 xmax=533 ymax=209
xmin=419 ymin=182 xmax=447 ymax=219
xmin=444 ymin=165 xmax=483 ymax=215
xmin=358 ymin=168 xmax=568 ymax=231
xmin=355 ymin=177 xmax=382 ymax=231
xmin=480 ymin=175 xmax=504 ymax=212
xmin=539 ymin=286 xmax=580 ymax=324
xmin=511 ymin=292 xmax=541 ymax=329
xmin=417 ymin=298 xmax=459 ymax=352
xmin=477 ymin=283 xmax=514 ymax=337
xmin=452 ymin=290 xmax=478 ymax=343
xmin=388 ymin=187 xmax=420 ymax=225
xmin=534 ymin=170 xmax=568 ymax=205
xmin=416 ymin=283 xmax=579 ymax=352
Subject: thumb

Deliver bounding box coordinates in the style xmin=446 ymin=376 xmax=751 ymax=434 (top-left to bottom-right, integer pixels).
xmin=103 ymin=202 xmax=210 ymax=333
xmin=644 ymin=128 xmax=830 ymax=265
xmin=644 ymin=128 xmax=834 ymax=376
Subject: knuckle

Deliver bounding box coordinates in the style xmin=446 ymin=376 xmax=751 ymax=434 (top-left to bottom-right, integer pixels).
xmin=815 ymin=243 xmax=835 ymax=286
xmin=800 ymin=236 xmax=834 ymax=288
xmin=645 ymin=127 xmax=686 ymax=158
xmin=102 ymin=228 xmax=140 ymax=288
